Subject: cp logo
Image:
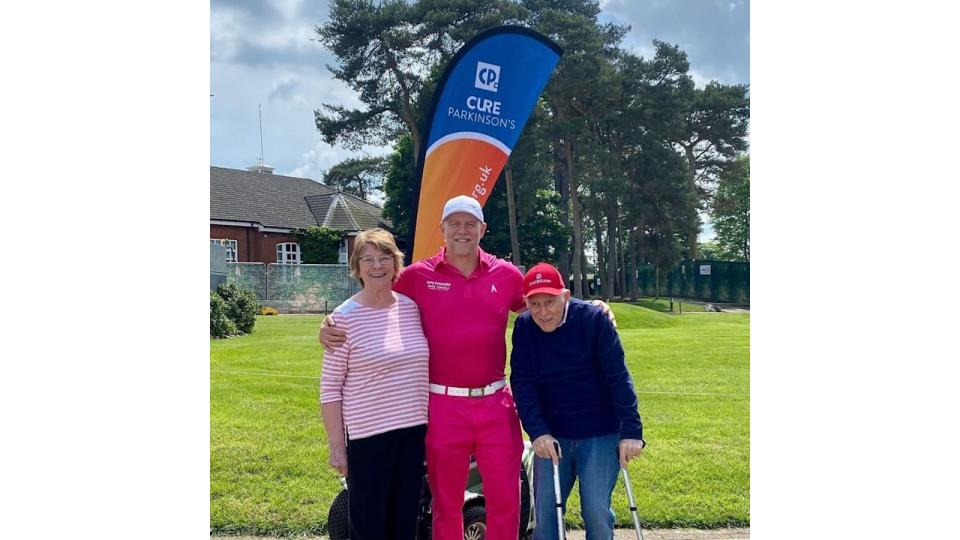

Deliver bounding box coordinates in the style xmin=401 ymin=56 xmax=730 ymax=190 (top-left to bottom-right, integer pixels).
xmin=475 ymin=61 xmax=500 ymax=92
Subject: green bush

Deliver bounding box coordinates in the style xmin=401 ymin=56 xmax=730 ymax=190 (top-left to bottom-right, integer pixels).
xmin=210 ymin=291 xmax=238 ymax=338
xmin=293 ymin=226 xmax=343 ymax=264
xmin=216 ymin=282 xmax=261 ymax=334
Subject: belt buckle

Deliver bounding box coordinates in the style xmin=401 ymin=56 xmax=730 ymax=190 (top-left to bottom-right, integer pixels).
xmin=469 ymin=387 xmax=484 ymax=397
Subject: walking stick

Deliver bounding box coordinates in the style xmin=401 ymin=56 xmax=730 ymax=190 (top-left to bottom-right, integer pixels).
xmin=552 ymin=441 xmax=565 ymax=540
xmin=620 ymin=463 xmax=645 ymax=540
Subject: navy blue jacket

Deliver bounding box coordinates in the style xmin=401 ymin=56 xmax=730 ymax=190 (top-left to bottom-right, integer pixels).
xmin=510 ymin=298 xmax=643 ymax=441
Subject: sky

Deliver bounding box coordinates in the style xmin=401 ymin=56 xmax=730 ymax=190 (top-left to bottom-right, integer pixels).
xmin=210 ymin=0 xmax=750 ymax=237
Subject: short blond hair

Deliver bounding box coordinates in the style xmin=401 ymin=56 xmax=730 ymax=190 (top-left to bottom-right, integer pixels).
xmin=349 ymin=228 xmax=405 ymax=286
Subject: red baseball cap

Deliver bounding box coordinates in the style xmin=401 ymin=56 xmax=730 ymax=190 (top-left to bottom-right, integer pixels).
xmin=523 ymin=262 xmax=565 ymax=298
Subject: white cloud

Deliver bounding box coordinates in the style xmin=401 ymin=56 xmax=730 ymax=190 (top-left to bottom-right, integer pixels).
xmin=273 ymin=0 xmax=304 ymax=19
xmin=689 ymin=68 xmax=713 ymax=89
xmin=287 ymin=142 xmax=392 ymax=182
xmin=268 ymin=75 xmax=303 ymax=103
xmin=287 ymin=141 xmax=345 ymax=180
xmin=599 ymin=0 xmax=749 ymax=86
xmin=212 ymin=33 xmax=374 ymax=175
xmin=213 ymin=0 xmax=747 ymax=203
xmin=210 ymin=7 xmax=244 ymax=61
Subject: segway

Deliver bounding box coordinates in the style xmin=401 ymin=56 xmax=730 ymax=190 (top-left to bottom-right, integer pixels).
xmin=326 ymin=441 xmax=537 ymax=539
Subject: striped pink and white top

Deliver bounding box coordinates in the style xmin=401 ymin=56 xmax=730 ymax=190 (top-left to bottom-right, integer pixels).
xmin=320 ymin=293 xmax=429 ymax=440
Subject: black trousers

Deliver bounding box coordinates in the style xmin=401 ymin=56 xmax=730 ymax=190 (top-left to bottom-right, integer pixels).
xmin=346 ymin=424 xmax=427 ymax=540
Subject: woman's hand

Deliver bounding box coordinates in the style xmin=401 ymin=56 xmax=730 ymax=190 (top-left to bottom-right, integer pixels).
xmin=329 ymin=443 xmax=348 ymax=477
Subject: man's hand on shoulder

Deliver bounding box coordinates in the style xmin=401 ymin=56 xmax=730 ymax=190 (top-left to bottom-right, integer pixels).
xmin=319 ymin=315 xmax=347 ymax=350
xmin=590 ymin=299 xmax=617 ymax=328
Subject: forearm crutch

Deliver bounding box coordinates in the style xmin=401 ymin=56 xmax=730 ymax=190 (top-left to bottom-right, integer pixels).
xmin=620 ymin=464 xmax=645 ymax=540
xmin=552 ymin=441 xmax=565 ymax=540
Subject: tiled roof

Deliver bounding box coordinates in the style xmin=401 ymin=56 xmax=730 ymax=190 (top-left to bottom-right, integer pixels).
xmin=342 ymin=195 xmax=388 ymax=230
xmin=210 ymin=166 xmax=389 ymax=232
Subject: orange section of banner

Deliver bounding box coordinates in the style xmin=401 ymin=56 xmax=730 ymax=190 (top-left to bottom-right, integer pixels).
xmin=412 ymin=137 xmax=509 ymax=262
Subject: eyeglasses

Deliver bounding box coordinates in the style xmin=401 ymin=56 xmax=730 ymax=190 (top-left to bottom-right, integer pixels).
xmin=359 ymin=255 xmax=394 ymax=266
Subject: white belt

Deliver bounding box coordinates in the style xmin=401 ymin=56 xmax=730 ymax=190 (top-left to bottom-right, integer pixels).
xmin=429 ymin=379 xmax=506 ymax=398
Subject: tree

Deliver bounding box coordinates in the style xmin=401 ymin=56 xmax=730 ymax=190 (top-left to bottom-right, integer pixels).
xmin=698 ymin=240 xmax=722 ymax=260
xmin=481 ymin=169 xmax=569 ymax=268
xmin=711 ymin=155 xmax=750 ymax=261
xmin=382 ymin=134 xmax=417 ymax=247
xmin=672 ymin=78 xmax=750 ymax=259
xmin=315 ymin=0 xmax=426 ymax=163
xmin=315 ymin=0 xmax=749 ymax=287
xmin=500 ymin=101 xmax=569 ymax=269
xmin=582 ymin=45 xmax=695 ymax=299
xmin=323 ymin=156 xmax=388 ymax=201
xmin=526 ymin=0 xmax=627 ymax=297
xmin=294 ymin=226 xmax=344 ymax=264
xmin=316 ymin=0 xmax=525 ymax=168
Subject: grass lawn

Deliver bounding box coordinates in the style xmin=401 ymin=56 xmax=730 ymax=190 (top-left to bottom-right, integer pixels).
xmin=211 ymin=305 xmax=749 ymax=534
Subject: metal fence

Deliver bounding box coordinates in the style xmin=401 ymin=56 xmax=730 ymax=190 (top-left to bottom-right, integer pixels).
xmin=224 ymin=259 xmax=748 ymax=313
xmin=634 ymin=260 xmax=749 ymax=304
xmin=210 ymin=243 xmax=227 ymax=291
xmin=225 ymin=263 xmax=360 ymax=313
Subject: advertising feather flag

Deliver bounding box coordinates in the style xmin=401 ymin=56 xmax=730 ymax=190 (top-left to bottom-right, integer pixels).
xmin=409 ymin=26 xmax=562 ymax=262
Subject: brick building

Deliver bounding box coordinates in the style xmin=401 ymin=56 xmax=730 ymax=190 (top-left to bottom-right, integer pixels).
xmin=210 ymin=165 xmax=391 ymax=264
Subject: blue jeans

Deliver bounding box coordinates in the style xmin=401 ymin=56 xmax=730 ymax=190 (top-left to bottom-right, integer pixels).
xmin=532 ymin=433 xmax=620 ymax=540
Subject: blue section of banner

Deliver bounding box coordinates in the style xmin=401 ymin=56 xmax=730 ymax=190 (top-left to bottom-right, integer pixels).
xmin=426 ymin=32 xmax=561 ymax=152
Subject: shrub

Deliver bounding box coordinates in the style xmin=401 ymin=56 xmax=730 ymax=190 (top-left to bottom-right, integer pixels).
xmin=216 ymin=282 xmax=261 ymax=334
xmin=261 ymin=306 xmax=279 ymax=316
xmin=293 ymin=226 xmax=343 ymax=264
xmin=210 ymin=291 xmax=238 ymax=338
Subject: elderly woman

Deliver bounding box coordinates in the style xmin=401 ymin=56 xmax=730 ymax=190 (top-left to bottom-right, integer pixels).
xmin=320 ymin=228 xmax=429 ymax=540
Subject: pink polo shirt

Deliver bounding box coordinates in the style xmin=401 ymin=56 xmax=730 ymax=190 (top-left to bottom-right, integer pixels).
xmin=393 ymin=247 xmax=525 ymax=388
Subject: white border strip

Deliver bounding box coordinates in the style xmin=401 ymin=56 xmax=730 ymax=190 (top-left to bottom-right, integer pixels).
xmin=424 ymin=131 xmax=512 ymax=159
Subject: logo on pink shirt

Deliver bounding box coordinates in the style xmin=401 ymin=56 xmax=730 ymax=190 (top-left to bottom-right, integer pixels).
xmin=427 ymin=280 xmax=452 ymax=291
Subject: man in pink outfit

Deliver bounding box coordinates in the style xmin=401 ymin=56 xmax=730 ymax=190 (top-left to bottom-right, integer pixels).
xmin=322 ymin=195 xmax=526 ymax=540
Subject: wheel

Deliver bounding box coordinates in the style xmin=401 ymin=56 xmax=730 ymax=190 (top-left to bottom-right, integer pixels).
xmin=518 ymin=464 xmax=532 ymax=538
xmin=462 ymin=504 xmax=486 ymax=540
xmin=326 ymin=489 xmax=350 ymax=540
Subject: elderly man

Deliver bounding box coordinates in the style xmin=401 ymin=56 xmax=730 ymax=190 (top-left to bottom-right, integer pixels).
xmin=510 ymin=262 xmax=645 ymax=540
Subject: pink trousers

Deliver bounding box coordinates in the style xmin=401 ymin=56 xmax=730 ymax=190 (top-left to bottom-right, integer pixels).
xmin=426 ymin=387 xmax=524 ymax=540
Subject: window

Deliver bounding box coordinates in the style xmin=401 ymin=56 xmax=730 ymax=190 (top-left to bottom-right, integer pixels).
xmin=276 ymin=242 xmax=301 ymax=264
xmin=211 ymin=238 xmax=238 ymax=262
xmin=338 ymin=239 xmax=348 ymax=264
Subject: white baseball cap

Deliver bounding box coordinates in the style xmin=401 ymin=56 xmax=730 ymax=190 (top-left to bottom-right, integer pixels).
xmin=441 ymin=195 xmax=484 ymax=223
